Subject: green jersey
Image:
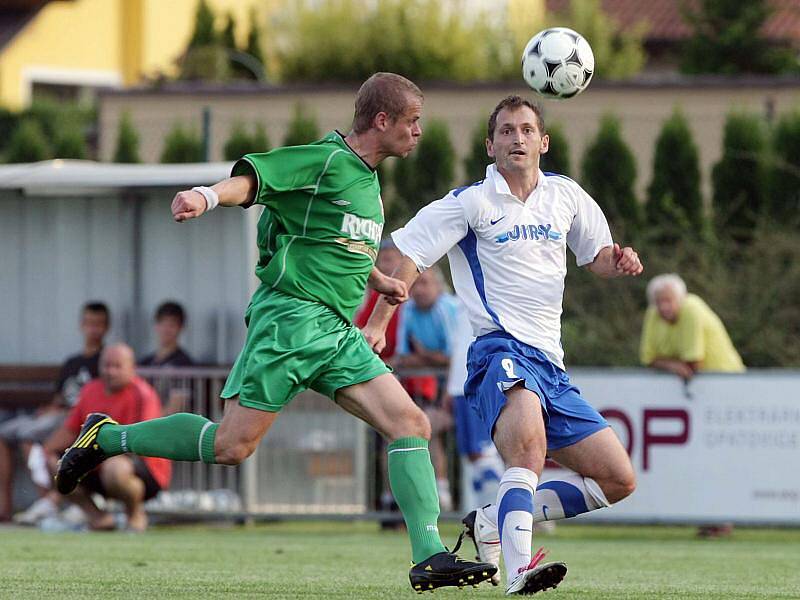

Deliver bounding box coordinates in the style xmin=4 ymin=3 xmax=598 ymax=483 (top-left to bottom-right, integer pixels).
xmin=232 ymin=131 xmax=384 ymax=322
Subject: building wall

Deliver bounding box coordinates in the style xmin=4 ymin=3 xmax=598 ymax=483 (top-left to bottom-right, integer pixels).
xmin=0 ymin=0 xmax=268 ymax=109
xmin=0 ymin=189 xmax=257 ymax=364
xmin=97 ymin=81 xmax=800 ymax=200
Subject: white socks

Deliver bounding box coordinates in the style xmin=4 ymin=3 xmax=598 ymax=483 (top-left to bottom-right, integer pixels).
xmin=534 ymin=472 xmax=610 ymax=521
xmin=496 ymin=467 xmax=538 ymax=585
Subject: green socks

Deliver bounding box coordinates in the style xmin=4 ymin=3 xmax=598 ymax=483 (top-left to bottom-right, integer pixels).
xmin=387 ymin=437 xmax=447 ymax=563
xmin=96 ymin=413 xmax=218 ymax=464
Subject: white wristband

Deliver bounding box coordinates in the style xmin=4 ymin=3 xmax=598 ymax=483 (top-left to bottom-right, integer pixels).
xmin=192 ymin=186 xmax=219 ymax=212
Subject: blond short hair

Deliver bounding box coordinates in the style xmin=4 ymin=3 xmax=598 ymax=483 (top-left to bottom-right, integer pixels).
xmin=352 ymin=72 xmax=423 ymax=134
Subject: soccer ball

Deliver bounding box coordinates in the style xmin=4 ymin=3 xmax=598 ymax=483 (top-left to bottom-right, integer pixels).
xmin=522 ymin=27 xmax=594 ymax=100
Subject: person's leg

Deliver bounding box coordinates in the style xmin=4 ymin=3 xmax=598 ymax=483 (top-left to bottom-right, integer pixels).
xmin=491 ymin=385 xmax=547 ymax=587
xmin=336 ymin=373 xmax=446 ymax=564
xmin=0 ymin=439 xmax=14 ymax=520
xmin=97 ymin=456 xmax=148 ymax=531
xmin=425 ymin=404 xmax=453 ymax=511
xmin=96 ymin=399 xmax=278 ymax=465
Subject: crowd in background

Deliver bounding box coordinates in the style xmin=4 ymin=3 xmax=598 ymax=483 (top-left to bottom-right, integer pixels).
xmin=0 ymin=243 xmax=745 ymax=531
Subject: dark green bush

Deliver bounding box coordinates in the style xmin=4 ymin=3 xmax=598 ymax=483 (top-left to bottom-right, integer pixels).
xmin=283 ymin=104 xmax=320 ymax=147
xmin=160 ymin=124 xmax=204 ymax=163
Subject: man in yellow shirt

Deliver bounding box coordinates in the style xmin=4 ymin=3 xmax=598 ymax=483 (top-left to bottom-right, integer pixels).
xmin=640 ymin=273 xmax=745 ymax=379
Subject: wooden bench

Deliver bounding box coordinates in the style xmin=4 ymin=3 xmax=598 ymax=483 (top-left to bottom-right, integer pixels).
xmin=0 ymin=365 xmax=61 ymax=410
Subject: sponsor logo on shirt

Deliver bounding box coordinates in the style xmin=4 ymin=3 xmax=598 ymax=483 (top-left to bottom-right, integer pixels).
xmin=340 ymin=213 xmax=383 ymax=246
xmin=495 ymin=223 xmax=563 ymax=244
xmin=334 ymin=238 xmax=378 ymax=261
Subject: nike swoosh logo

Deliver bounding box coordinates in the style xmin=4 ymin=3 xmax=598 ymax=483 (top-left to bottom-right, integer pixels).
xmin=514 ymin=525 xmax=532 ymax=532
xmin=490 ymin=216 xmax=506 ymax=225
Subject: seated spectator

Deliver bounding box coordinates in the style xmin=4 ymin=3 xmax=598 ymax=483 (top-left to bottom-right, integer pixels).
xmin=393 ymin=266 xmax=459 ymax=510
xmin=45 ymin=344 xmax=171 ymax=531
xmin=0 ymin=301 xmax=109 ymax=523
xmin=139 ymin=301 xmax=194 ymax=415
xmin=640 ymin=273 xmax=745 ymax=380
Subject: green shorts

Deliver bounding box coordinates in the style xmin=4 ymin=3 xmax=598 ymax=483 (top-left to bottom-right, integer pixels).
xmin=221 ymin=286 xmax=390 ymax=412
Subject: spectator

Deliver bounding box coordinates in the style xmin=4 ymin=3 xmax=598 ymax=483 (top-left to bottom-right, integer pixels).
xmin=0 ymin=301 xmax=109 ymax=523
xmin=445 ymin=300 xmax=504 ymax=512
xmin=354 ymin=240 xmax=404 ymax=359
xmin=44 ymin=343 xmax=171 ymax=531
xmin=393 ymin=266 xmax=459 ymax=510
xmin=640 ymin=273 xmax=745 ymax=379
xmin=139 ymin=301 xmax=194 ymax=415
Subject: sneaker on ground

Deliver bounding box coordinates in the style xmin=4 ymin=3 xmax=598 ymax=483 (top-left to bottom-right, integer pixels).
xmin=409 ymin=551 xmax=497 ymax=593
xmin=459 ymin=506 xmax=501 ymax=586
xmin=505 ymin=548 xmax=567 ymax=596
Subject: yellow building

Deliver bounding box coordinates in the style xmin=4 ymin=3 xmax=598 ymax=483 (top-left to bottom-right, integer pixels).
xmin=0 ymin=0 xmax=269 ymax=110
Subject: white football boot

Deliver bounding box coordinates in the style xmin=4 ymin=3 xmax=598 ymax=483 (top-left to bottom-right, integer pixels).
xmin=505 ymin=548 xmax=567 ymax=596
xmin=459 ymin=505 xmax=502 ymax=586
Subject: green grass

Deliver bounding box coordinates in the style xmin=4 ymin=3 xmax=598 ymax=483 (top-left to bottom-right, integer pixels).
xmin=1 ymin=521 xmax=799 ymax=599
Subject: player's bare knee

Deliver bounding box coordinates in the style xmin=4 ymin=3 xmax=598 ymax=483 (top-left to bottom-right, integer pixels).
xmin=386 ymin=405 xmax=430 ymax=442
xmin=601 ymin=470 xmax=637 ymax=504
xmin=215 ymin=439 xmax=257 ymax=465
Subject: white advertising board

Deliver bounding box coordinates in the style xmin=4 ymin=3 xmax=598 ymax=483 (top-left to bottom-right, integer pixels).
xmin=544 ymin=370 xmax=800 ymax=525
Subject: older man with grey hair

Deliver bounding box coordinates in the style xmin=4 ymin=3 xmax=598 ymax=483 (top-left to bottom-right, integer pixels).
xmin=640 ymin=273 xmax=745 ymax=379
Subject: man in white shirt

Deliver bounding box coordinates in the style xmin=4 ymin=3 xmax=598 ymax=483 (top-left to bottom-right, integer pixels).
xmin=364 ymin=95 xmax=643 ymax=595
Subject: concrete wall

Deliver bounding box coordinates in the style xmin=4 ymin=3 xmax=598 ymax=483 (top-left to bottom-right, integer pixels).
xmin=97 ymin=79 xmax=800 ymax=200
xmin=0 ymin=189 xmax=258 ymax=364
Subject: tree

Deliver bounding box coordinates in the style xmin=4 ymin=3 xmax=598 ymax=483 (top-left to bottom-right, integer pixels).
xmin=680 ymin=0 xmax=797 ymax=74
xmin=160 ymin=123 xmax=204 ymax=163
xmin=188 ymin=0 xmax=217 ymax=49
xmin=462 ymin=119 xmax=490 ymax=184
xmin=4 ymin=120 xmax=50 ymax=163
xmin=646 ymin=109 xmax=703 ymax=231
xmin=547 ymin=0 xmax=647 ymax=80
xmin=712 ymin=112 xmax=768 ymax=242
xmin=769 ymin=110 xmax=800 ymax=225
xmin=394 ymin=119 xmax=454 ymax=216
xmin=581 ymin=115 xmax=639 ymax=230
xmin=113 ymin=112 xmax=140 ymax=163
xmin=540 ymin=122 xmax=571 ymax=177
xmin=245 ymin=7 xmax=266 ymax=79
xmin=283 ymin=104 xmax=319 ymax=146
xmin=223 ymin=122 xmax=270 ymax=161
xmin=52 ymin=125 xmax=87 ymax=159
xmin=274 ymin=0 xmax=513 ymax=83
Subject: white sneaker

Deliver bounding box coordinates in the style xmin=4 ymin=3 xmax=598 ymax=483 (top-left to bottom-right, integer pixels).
xmin=505 ymin=548 xmax=567 ymax=595
xmin=460 ymin=506 xmax=502 ymax=586
xmin=13 ymin=496 xmax=59 ymax=526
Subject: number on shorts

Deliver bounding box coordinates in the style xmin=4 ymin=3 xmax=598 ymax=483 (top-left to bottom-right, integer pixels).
xmin=501 ymin=358 xmax=517 ymax=379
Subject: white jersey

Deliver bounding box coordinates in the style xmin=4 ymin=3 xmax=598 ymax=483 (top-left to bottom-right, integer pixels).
xmin=392 ymin=164 xmax=612 ymax=370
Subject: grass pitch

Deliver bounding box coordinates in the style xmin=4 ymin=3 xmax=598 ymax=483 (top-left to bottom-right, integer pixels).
xmin=1 ymin=521 xmax=799 ymax=599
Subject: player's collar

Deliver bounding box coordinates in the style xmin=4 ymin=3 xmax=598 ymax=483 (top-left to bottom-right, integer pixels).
xmin=487 ymin=164 xmax=548 ymax=200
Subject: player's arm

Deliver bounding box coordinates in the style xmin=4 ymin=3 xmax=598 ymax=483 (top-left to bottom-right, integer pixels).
xmin=362 ymin=257 xmax=421 ymax=353
xmin=171 ymin=175 xmax=257 ymax=222
xmin=586 ymin=243 xmax=643 ymax=278
xmin=367 ymin=267 xmax=409 ymax=305
xmin=649 ymin=358 xmax=699 ymax=380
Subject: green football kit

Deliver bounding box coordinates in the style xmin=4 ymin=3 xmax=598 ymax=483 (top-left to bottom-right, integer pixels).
xmin=93 ymin=131 xmax=448 ymax=563
xmin=220 ymin=130 xmax=390 ymax=411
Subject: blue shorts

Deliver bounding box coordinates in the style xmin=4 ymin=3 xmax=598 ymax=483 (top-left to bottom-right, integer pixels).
xmin=453 ymin=395 xmax=494 ymax=456
xmin=464 ymin=332 xmax=608 ymax=451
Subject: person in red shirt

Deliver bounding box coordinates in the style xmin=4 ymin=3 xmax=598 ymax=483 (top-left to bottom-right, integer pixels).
xmin=354 ymin=239 xmax=403 ymax=359
xmin=45 ymin=343 xmax=170 ymax=531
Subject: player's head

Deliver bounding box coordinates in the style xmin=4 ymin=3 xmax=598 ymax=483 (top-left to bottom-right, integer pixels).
xmin=647 ymin=273 xmax=687 ymax=323
xmin=80 ymin=301 xmax=110 ymax=346
xmin=486 ymin=95 xmax=549 ymax=175
xmin=376 ymin=239 xmax=403 ymax=275
xmin=352 ymin=72 xmax=423 ymax=159
xmin=154 ymin=301 xmax=186 ymax=347
xmin=100 ymin=343 xmax=136 ymax=392
xmin=411 ymin=266 xmax=444 ymax=310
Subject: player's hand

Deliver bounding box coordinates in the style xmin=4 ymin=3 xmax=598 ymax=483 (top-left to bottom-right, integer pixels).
xmin=613 ymin=243 xmax=643 ymax=276
xmin=361 ymin=325 xmax=386 ymax=354
xmin=172 ymin=190 xmax=207 ymax=222
xmin=374 ymin=275 xmax=409 ymax=305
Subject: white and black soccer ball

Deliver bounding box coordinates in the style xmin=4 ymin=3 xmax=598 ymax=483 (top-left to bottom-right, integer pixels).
xmin=522 ymin=27 xmax=594 ymax=100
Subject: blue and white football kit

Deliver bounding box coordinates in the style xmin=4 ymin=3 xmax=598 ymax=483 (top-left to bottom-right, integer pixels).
xmin=392 ymin=164 xmax=610 ymax=447
xmin=393 ymin=164 xmax=616 ymax=589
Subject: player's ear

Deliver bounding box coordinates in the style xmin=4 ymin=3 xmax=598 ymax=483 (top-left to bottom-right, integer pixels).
xmin=374 ymin=111 xmax=390 ymax=132
xmin=486 ymin=138 xmax=495 ymax=158
xmin=540 ymin=133 xmax=550 ymax=155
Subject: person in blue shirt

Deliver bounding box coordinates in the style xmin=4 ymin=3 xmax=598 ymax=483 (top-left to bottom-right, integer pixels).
xmin=394 ymin=266 xmax=459 ymax=510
